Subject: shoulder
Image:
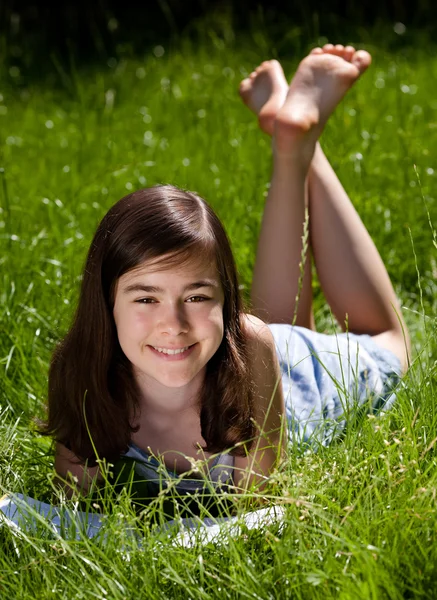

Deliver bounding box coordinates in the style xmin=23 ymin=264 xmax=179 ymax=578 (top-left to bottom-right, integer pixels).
xmin=241 ymin=313 xmax=276 ymax=352
xmin=241 ymin=313 xmax=280 ymax=380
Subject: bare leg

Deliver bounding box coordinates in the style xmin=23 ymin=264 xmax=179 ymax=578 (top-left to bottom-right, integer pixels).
xmin=244 ymin=46 xmax=372 ymax=329
xmin=240 ymin=45 xmax=409 ymax=366
xmin=309 ymin=143 xmax=410 ymax=368
xmin=240 ymin=45 xmax=409 ymax=371
xmin=251 ymin=149 xmax=314 ymax=328
xmin=241 ymin=60 xmax=314 ymax=328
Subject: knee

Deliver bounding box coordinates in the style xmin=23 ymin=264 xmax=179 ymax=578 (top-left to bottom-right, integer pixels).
xmin=372 ymin=327 xmax=410 ymax=374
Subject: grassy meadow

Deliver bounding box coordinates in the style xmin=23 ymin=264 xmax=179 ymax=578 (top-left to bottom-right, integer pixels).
xmin=1 ymin=13 xmax=437 ymax=599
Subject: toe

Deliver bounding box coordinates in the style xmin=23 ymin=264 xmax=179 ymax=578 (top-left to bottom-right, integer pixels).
xmin=334 ymin=44 xmax=345 ymax=55
xmin=351 ymin=49 xmax=372 ymax=73
xmin=323 ymin=43 xmax=335 ymax=53
xmin=343 ymin=45 xmax=356 ymax=61
xmin=311 ymin=47 xmax=324 ymax=55
xmin=239 ymin=78 xmax=251 ymax=91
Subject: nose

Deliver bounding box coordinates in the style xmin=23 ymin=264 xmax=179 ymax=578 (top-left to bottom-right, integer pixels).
xmin=158 ymin=303 xmax=189 ymax=336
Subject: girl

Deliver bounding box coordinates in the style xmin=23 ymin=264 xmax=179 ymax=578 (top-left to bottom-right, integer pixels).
xmin=44 ymin=45 xmax=409 ymax=502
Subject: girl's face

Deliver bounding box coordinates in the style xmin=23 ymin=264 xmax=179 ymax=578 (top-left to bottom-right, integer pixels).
xmin=113 ymin=256 xmax=225 ymax=393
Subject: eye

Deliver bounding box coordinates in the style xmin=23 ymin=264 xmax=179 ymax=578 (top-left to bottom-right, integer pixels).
xmin=186 ymin=296 xmax=209 ymax=303
xmin=135 ymin=298 xmax=157 ymax=304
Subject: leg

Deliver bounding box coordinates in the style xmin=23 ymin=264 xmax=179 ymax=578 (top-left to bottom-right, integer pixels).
xmin=244 ymin=47 xmax=372 ymax=331
xmin=251 ymin=148 xmax=314 ymax=329
xmin=241 ymin=47 xmax=409 ymax=370
xmin=309 ymin=143 xmax=410 ymax=370
xmin=241 ymin=61 xmax=314 ymax=328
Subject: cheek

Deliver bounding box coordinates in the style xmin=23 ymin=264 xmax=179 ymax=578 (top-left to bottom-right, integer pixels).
xmin=206 ymin=305 xmax=225 ymax=336
xmin=114 ymin=306 xmax=150 ymax=342
xmin=132 ymin=309 xmax=152 ymax=327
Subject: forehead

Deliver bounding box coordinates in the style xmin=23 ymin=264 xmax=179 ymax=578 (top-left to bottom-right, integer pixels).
xmin=119 ymin=252 xmax=220 ymax=284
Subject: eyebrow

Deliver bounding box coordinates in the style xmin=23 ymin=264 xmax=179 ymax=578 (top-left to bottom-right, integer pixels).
xmin=122 ymin=280 xmax=219 ymax=294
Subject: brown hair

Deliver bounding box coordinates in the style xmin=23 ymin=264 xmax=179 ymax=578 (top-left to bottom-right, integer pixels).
xmin=43 ymin=185 xmax=254 ymax=463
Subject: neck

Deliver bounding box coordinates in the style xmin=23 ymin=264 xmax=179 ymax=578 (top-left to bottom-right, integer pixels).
xmin=134 ymin=367 xmax=205 ymax=417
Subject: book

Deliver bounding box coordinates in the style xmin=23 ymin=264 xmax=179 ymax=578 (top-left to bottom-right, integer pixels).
xmin=0 ymin=493 xmax=285 ymax=548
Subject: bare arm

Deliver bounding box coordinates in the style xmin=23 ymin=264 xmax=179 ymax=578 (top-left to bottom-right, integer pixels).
xmin=54 ymin=442 xmax=103 ymax=497
xmin=233 ymin=314 xmax=287 ymax=492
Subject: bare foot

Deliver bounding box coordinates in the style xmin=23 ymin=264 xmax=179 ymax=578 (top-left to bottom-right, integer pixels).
xmin=239 ymin=60 xmax=288 ymax=135
xmin=274 ymin=45 xmax=371 ymax=163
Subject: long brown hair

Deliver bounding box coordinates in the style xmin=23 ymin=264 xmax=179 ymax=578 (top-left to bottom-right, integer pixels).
xmin=43 ymin=185 xmax=255 ymax=463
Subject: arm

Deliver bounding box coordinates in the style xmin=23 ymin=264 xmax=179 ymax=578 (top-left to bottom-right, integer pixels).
xmin=54 ymin=442 xmax=103 ymax=498
xmin=233 ymin=314 xmax=287 ymax=492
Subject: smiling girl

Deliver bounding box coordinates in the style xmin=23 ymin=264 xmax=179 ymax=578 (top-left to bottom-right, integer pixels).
xmin=44 ymin=45 xmax=409 ymax=500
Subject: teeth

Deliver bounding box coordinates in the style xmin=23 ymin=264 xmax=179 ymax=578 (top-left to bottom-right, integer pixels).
xmin=153 ymin=346 xmax=190 ymax=355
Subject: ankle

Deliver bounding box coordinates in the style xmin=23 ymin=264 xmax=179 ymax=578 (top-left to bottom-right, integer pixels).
xmin=271 ymin=153 xmax=311 ymax=184
xmin=272 ymin=142 xmax=315 ymax=174
xmin=272 ymin=117 xmax=318 ymax=169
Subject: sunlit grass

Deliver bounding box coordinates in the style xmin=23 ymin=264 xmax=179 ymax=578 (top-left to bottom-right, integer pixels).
xmin=1 ymin=15 xmax=437 ymax=599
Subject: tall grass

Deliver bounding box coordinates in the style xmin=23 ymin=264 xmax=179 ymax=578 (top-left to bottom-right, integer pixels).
xmin=1 ymin=15 xmax=437 ymax=599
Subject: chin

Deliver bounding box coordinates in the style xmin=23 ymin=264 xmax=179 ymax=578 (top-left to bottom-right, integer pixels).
xmin=161 ymin=379 xmax=193 ymax=389
xmin=149 ymin=370 xmax=201 ymax=389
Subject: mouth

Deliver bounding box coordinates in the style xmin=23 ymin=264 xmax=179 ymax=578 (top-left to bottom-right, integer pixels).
xmin=152 ymin=345 xmax=193 ymax=355
xmin=148 ymin=343 xmax=197 ymax=360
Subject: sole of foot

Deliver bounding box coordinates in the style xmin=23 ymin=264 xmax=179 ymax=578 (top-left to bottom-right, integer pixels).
xmin=273 ymin=45 xmax=371 ymax=162
xmin=239 ymin=59 xmax=288 ymax=136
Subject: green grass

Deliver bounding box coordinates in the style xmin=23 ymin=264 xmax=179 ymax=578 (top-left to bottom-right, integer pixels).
xmin=1 ymin=16 xmax=437 ymax=599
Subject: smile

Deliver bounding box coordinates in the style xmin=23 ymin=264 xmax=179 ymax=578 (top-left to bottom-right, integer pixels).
xmin=152 ymin=345 xmax=192 ymax=355
xmin=148 ymin=343 xmax=197 ymax=361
